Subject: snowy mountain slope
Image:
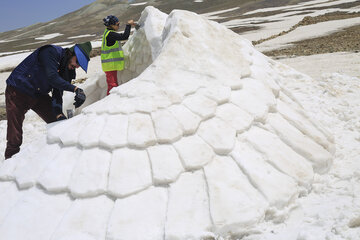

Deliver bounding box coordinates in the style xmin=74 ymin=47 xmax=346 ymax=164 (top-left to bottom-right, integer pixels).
xmin=0 ymin=6 xmax=334 ymax=240
xmin=0 ymin=0 xmax=312 ymax=54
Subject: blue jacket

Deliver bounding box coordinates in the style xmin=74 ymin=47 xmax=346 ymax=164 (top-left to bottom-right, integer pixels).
xmin=6 ymin=45 xmax=77 ymax=115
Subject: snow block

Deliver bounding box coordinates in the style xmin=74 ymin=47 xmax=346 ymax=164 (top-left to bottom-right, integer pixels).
xmin=78 ymin=114 xmax=106 ymax=148
xmin=216 ymin=103 xmax=253 ymax=134
xmin=198 ymin=85 xmax=231 ymax=104
xmin=99 ymin=114 xmax=128 ymax=149
xmin=267 ymin=113 xmax=332 ymax=173
xmin=68 ymin=148 xmax=111 ymax=198
xmin=50 ymin=196 xmax=114 ymax=240
xmin=14 ymin=143 xmax=61 ymax=189
xmin=277 ymin=99 xmax=334 ymax=154
xmin=151 ymin=109 xmax=183 ymax=143
xmin=37 ymin=146 xmax=82 ymax=193
xmin=168 ymin=104 xmax=202 ymax=135
xmin=204 ymin=156 xmax=268 ymax=235
xmin=147 ymin=145 xmax=184 ymax=184
xmin=173 ymin=135 xmax=215 ymax=170
xmin=165 ymin=171 xmax=213 ymax=239
xmin=0 ymin=136 xmax=46 ymax=181
xmin=127 ymin=113 xmax=157 ymax=148
xmin=246 ymin=126 xmax=314 ymax=187
xmin=0 ymin=188 xmax=72 ymax=240
xmin=107 ymin=187 xmax=167 ymax=240
xmin=108 ymin=148 xmax=152 ymax=197
xmin=183 ymin=94 xmax=217 ymax=119
xmin=198 ymin=117 xmax=236 ymax=155
xmin=0 ymin=181 xmax=28 ymax=224
xmin=231 ymin=140 xmax=299 ymax=208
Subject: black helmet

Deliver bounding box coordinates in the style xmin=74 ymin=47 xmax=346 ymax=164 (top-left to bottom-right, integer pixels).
xmin=103 ymin=15 xmax=119 ymax=27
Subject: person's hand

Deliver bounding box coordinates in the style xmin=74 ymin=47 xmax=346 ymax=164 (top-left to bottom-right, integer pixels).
xmin=74 ymin=88 xmax=86 ymax=108
xmin=56 ymin=114 xmax=67 ymax=121
xmin=127 ymin=19 xmax=136 ymax=26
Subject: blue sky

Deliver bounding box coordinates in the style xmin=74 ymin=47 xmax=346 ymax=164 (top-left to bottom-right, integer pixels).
xmin=0 ymin=0 xmax=96 ymax=33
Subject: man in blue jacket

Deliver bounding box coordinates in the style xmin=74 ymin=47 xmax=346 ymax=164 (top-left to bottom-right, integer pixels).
xmin=5 ymin=42 xmax=91 ymax=159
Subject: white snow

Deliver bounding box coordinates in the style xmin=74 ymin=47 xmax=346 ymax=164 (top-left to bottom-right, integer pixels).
xmin=13 ymin=143 xmax=61 ymax=189
xmin=223 ymin=0 xmax=360 ymax=50
xmin=278 ymin=52 xmax=360 ymax=79
xmin=67 ymin=34 xmax=96 ymax=39
xmin=49 ymin=41 xmax=73 ymax=46
xmin=168 ymin=104 xmax=202 ymax=135
xmin=215 ymin=103 xmax=253 ymax=133
xmin=165 ymin=171 xmax=213 ymax=239
xmin=198 ymin=117 xmax=236 ymax=155
xmin=127 ymin=113 xmax=157 ymax=148
xmin=69 ymin=148 xmax=111 ymax=198
xmin=0 ymin=39 xmax=16 ymax=43
xmin=130 ymin=2 xmax=148 ymax=6
xmin=35 ymin=33 xmax=63 ymax=40
xmin=38 ymin=146 xmax=82 ymax=192
xmin=99 ymin=114 xmax=129 ymax=149
xmin=257 ymin=17 xmax=360 ymax=52
xmin=147 ymin=144 xmax=184 ymax=184
xmin=231 ymin=140 xmax=299 ymax=208
xmin=107 ymin=187 xmax=167 ymax=240
xmin=151 ymin=109 xmax=183 ymax=143
xmin=243 ymin=0 xmax=355 ymax=15
xmin=0 ymin=188 xmax=72 ymax=240
xmin=90 ymin=40 xmax=102 ymax=48
xmin=201 ymin=7 xmax=240 ymax=20
xmin=0 ymin=50 xmax=30 ymax=57
xmin=108 ymin=148 xmax=152 ymax=197
xmin=183 ymin=93 xmax=217 ymax=119
xmin=204 ymin=156 xmax=268 ymax=235
xmin=173 ymin=135 xmax=215 ymax=170
xmin=240 ymin=55 xmax=360 ymax=240
xmin=51 ymin=196 xmax=113 ymax=240
xmin=0 ymin=3 xmax=359 ymax=240
xmin=0 ymin=52 xmax=31 ymax=70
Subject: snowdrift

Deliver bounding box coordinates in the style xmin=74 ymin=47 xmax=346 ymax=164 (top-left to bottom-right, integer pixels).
xmin=0 ymin=6 xmax=334 ymax=240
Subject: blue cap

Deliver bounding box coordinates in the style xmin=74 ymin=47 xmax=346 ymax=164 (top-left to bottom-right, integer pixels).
xmin=74 ymin=45 xmax=89 ymax=72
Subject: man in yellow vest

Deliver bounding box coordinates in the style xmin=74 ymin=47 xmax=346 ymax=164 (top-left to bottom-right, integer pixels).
xmin=101 ymin=15 xmax=136 ymax=95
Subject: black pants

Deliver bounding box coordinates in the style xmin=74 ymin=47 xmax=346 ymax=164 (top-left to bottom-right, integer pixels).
xmin=5 ymin=85 xmax=57 ymax=159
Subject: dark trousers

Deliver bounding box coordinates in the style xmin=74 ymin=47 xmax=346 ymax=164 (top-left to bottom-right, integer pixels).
xmin=5 ymin=85 xmax=57 ymax=159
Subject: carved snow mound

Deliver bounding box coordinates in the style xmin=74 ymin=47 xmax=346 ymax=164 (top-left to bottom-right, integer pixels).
xmin=0 ymin=7 xmax=334 ymax=239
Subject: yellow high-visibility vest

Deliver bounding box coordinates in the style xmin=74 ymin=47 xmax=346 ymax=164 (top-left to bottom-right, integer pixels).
xmin=101 ymin=29 xmax=125 ymax=72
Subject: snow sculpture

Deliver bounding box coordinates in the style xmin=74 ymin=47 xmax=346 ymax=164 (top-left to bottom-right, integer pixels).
xmin=0 ymin=6 xmax=334 ymax=240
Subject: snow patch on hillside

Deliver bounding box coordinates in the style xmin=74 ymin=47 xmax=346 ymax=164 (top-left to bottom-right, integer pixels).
xmin=35 ymin=33 xmax=63 ymax=40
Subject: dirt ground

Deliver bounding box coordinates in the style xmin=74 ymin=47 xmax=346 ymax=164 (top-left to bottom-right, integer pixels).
xmin=0 ymin=107 xmax=6 ymax=121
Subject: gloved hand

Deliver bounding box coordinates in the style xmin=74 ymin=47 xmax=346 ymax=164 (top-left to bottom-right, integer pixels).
xmin=74 ymin=88 xmax=86 ymax=108
xmin=56 ymin=114 xmax=67 ymax=121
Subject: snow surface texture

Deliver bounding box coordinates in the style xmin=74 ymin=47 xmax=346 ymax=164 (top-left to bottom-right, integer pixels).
xmin=0 ymin=7 xmax=334 ymax=239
